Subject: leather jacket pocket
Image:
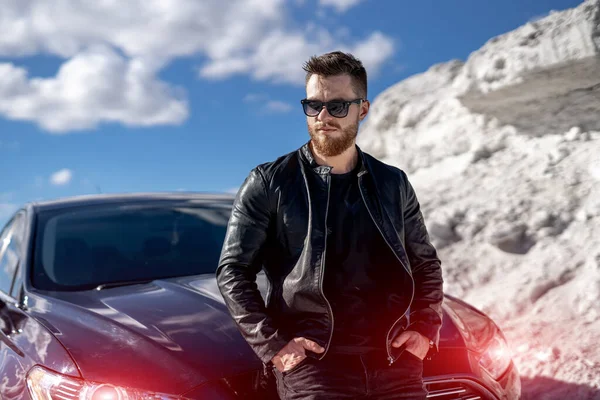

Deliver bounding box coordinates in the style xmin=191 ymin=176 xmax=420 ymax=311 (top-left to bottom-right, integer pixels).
xmin=401 ymin=349 xmax=424 ymax=363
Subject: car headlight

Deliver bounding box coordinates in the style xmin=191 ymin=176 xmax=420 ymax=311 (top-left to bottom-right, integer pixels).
xmin=478 ymin=332 xmax=512 ymax=380
xmin=27 ymin=366 xmax=183 ymax=400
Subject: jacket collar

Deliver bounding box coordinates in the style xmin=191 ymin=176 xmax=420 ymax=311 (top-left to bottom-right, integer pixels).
xmin=299 ymin=141 xmax=369 ymax=176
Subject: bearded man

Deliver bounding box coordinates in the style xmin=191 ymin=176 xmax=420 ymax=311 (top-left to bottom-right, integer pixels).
xmin=217 ymin=51 xmax=444 ymax=400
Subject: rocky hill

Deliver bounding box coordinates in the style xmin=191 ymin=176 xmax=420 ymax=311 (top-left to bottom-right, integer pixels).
xmin=357 ymin=1 xmax=600 ymax=398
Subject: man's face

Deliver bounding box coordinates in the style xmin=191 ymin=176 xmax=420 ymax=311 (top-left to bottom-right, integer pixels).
xmin=305 ymin=74 xmax=369 ymax=157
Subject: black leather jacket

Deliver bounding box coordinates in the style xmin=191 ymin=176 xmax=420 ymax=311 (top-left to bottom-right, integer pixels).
xmin=216 ymin=143 xmax=443 ymax=366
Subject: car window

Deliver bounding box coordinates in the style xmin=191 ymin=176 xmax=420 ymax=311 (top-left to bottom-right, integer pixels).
xmin=0 ymin=213 xmax=24 ymax=296
xmin=32 ymin=202 xmax=232 ymax=291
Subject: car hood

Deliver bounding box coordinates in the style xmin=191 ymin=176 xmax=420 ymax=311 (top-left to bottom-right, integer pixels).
xmin=27 ymin=275 xmax=496 ymax=394
xmin=27 ymin=274 xmax=265 ymax=396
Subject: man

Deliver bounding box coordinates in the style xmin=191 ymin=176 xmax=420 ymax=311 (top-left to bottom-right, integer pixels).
xmin=217 ymin=51 xmax=443 ymax=399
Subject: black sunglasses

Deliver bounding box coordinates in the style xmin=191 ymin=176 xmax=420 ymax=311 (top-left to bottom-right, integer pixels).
xmin=300 ymin=98 xmax=365 ymax=118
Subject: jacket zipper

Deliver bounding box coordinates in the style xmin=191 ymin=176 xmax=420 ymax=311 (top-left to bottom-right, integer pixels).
xmin=318 ymin=171 xmax=335 ymax=360
xmin=357 ymin=172 xmax=415 ymax=366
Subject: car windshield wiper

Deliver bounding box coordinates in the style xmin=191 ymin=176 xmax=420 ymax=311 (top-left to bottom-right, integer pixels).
xmin=95 ymin=279 xmax=154 ymax=291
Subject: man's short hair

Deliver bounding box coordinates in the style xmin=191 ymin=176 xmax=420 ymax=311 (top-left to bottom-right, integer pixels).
xmin=302 ymin=51 xmax=368 ymax=99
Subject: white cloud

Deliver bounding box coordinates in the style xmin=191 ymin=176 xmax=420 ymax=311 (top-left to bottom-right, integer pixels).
xmin=0 ymin=0 xmax=283 ymax=60
xmin=200 ymin=58 xmax=252 ymax=80
xmin=243 ymin=93 xmax=268 ymax=103
xmin=0 ymin=47 xmax=187 ymax=133
xmin=203 ymin=29 xmax=395 ymax=86
xmin=266 ymin=101 xmax=293 ymax=113
xmin=350 ymin=32 xmax=396 ymax=84
xmin=0 ymin=0 xmax=395 ymax=132
xmin=319 ymin=0 xmax=364 ymax=13
xmin=50 ymin=169 xmax=73 ymax=186
xmin=243 ymin=94 xmax=293 ymax=114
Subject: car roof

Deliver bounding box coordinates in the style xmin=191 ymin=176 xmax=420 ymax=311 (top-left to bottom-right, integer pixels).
xmin=28 ymin=192 xmax=237 ymax=213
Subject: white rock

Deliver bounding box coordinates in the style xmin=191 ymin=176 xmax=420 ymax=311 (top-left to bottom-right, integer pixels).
xmin=589 ymin=157 xmax=600 ymax=181
xmin=530 ymin=210 xmax=553 ymax=230
xmin=547 ymin=146 xmax=570 ymax=165
xmin=356 ymin=1 xmax=600 ymax=396
xmin=564 ymin=126 xmax=581 ymax=141
xmin=575 ymin=209 xmax=590 ymax=221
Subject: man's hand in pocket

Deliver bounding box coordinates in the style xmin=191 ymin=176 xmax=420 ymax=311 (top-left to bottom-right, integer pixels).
xmin=392 ymin=330 xmax=430 ymax=360
xmin=271 ymin=337 xmax=325 ymax=373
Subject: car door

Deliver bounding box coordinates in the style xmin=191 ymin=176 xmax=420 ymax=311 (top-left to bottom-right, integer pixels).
xmin=0 ymin=211 xmax=29 ymax=399
xmin=0 ymin=211 xmax=25 ymax=332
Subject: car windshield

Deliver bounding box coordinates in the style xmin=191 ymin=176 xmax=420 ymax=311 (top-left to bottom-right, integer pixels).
xmin=32 ymin=201 xmax=232 ymax=291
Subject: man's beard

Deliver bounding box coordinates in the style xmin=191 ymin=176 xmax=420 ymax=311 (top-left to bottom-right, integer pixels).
xmin=308 ymin=120 xmax=359 ymax=157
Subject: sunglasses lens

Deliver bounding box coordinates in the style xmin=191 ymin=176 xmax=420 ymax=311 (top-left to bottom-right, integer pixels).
xmin=327 ymin=102 xmax=347 ymax=117
xmin=303 ymin=101 xmax=322 ymax=116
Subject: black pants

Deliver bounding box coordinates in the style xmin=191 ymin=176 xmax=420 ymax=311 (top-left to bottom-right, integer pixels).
xmin=272 ymin=350 xmax=428 ymax=399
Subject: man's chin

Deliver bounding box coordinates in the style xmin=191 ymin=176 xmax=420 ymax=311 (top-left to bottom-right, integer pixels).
xmin=310 ymin=138 xmax=353 ymax=157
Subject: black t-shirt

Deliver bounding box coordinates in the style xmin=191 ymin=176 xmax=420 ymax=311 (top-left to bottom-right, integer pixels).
xmin=322 ymin=161 xmax=400 ymax=354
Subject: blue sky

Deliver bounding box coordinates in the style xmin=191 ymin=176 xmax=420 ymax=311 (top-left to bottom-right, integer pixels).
xmin=0 ymin=0 xmax=584 ymax=226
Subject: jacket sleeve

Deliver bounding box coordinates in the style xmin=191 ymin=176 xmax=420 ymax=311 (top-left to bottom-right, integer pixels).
xmin=401 ymin=172 xmax=444 ymax=355
xmin=216 ymin=167 xmax=290 ymax=364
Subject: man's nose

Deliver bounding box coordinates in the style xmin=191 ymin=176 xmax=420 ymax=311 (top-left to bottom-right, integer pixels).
xmin=316 ymin=106 xmax=333 ymax=122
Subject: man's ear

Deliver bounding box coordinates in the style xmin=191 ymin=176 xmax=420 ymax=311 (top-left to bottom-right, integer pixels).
xmin=359 ymin=99 xmax=370 ymax=121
